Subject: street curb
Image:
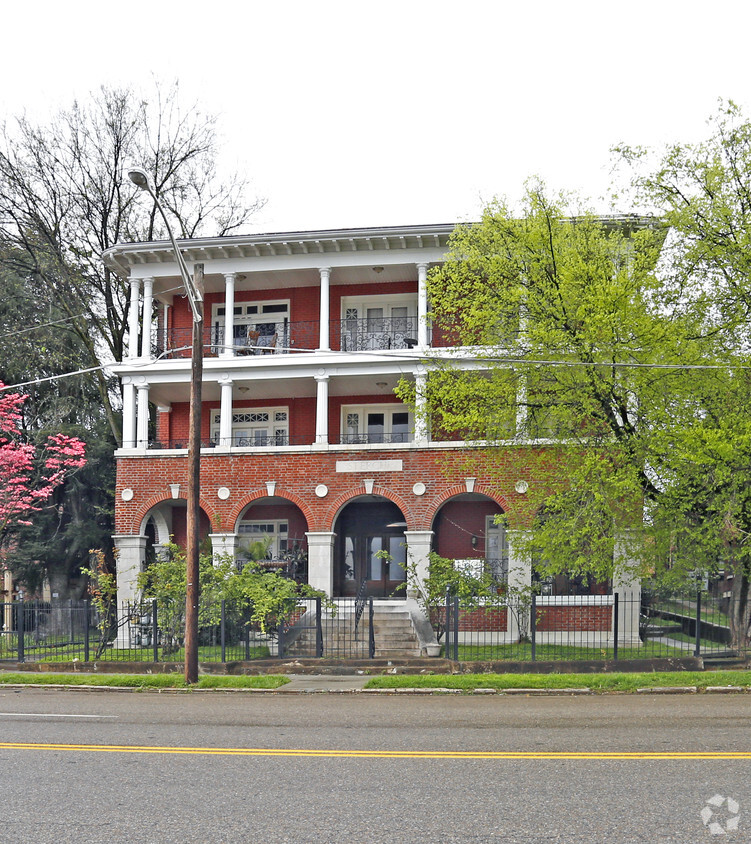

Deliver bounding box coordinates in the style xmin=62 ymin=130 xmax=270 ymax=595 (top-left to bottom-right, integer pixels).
xmin=1 ymin=683 xmax=750 ymax=695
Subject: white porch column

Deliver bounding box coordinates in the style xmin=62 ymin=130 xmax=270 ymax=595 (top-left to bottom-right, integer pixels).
xmin=162 ymin=303 xmax=170 ymax=354
xmin=210 ymin=533 xmax=240 ymax=565
xmin=219 ymin=379 xmax=233 ymax=446
xmin=221 ymin=273 xmax=236 ymax=357
xmin=404 ymin=530 xmax=434 ymax=599
xmin=121 ymin=379 xmax=136 ymax=449
xmin=506 ymin=530 xmax=532 ymax=642
xmin=128 ymin=278 xmax=141 ymax=359
xmin=140 ymin=277 xmax=154 ymax=359
xmin=414 ymin=370 xmax=429 ymax=445
xmin=613 ymin=533 xmax=642 ymax=645
xmin=306 ymin=532 xmax=336 ymax=596
xmin=314 ymin=373 xmax=329 ymax=444
xmin=416 ymin=262 xmax=429 ymax=349
xmin=318 ymin=267 xmax=331 ymax=351
xmin=136 ymin=382 xmax=150 ymax=448
xmin=113 ymin=534 xmax=147 ymax=646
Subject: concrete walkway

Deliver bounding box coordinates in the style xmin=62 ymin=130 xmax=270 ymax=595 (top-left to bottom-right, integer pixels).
xmin=276 ymin=673 xmax=372 ymax=693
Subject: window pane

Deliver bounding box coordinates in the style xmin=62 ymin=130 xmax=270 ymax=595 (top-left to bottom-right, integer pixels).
xmin=392 ymin=411 xmax=409 ymax=442
xmin=367 ymin=413 xmax=385 ymax=443
xmin=368 ymin=537 xmax=383 ymax=579
xmin=389 ymin=536 xmax=407 ymax=581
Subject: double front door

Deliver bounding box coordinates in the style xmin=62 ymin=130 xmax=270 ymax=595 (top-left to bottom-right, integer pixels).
xmin=341 ymin=533 xmax=407 ymax=598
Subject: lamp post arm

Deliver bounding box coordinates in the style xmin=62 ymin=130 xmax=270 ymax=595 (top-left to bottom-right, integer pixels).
xmin=143 ymin=183 xmax=203 ymax=323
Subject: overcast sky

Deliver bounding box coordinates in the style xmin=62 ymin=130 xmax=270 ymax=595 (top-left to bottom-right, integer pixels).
xmin=2 ymin=0 xmax=749 ymax=234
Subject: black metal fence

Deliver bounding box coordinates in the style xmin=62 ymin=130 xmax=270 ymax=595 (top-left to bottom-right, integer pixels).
xmin=0 ymin=597 xmax=376 ymax=664
xmin=442 ymin=590 xmax=741 ymax=662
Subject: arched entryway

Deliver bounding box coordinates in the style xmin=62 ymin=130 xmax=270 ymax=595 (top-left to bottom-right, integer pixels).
xmin=333 ymin=497 xmax=408 ymax=597
xmin=237 ymin=497 xmax=309 ymax=581
xmin=432 ymin=494 xmax=508 ymax=583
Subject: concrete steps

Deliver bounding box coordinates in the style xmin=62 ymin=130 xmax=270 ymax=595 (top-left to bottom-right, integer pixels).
xmin=287 ymin=604 xmax=423 ymax=658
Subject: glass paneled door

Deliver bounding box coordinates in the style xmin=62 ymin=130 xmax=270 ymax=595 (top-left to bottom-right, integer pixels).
xmin=336 ymin=501 xmax=408 ymax=597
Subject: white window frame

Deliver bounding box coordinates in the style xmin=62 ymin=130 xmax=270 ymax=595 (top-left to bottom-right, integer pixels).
xmin=340 ymin=293 xmax=418 ymax=351
xmin=341 ymin=404 xmax=412 ymax=444
xmin=238 ymin=519 xmax=289 ymax=559
xmin=212 ymin=300 xmax=290 ymax=352
xmin=211 ymin=407 xmax=289 ymax=446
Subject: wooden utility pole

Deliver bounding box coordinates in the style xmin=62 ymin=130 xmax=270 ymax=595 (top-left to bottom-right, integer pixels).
xmin=184 ymin=263 xmax=204 ymax=685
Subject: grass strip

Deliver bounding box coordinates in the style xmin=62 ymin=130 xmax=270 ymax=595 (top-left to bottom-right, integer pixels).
xmin=0 ymin=672 xmax=289 ymax=690
xmin=364 ymin=670 xmax=751 ymax=693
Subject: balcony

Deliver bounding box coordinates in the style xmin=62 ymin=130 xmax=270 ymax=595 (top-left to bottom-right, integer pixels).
xmin=151 ymin=317 xmax=432 ymax=359
xmin=144 ymin=431 xmax=418 ymax=451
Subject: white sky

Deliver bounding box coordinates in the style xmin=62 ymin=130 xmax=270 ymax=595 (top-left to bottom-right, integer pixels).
xmin=2 ymin=0 xmax=750 ymax=234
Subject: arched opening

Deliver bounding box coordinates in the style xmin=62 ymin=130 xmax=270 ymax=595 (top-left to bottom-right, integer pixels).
xmin=333 ymin=497 xmax=408 ymax=598
xmin=237 ymin=497 xmax=309 ymax=582
xmin=431 ymin=493 xmax=508 ymax=585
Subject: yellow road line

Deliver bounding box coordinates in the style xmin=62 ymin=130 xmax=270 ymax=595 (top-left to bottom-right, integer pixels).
xmin=0 ymin=742 xmax=749 ymax=760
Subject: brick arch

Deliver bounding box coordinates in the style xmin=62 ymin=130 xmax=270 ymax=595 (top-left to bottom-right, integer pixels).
xmin=423 ymin=484 xmax=512 ymax=531
xmin=131 ymin=494 xmax=217 ymax=536
xmin=323 ymin=485 xmax=413 ymax=532
xmin=228 ymin=489 xmax=315 ymax=532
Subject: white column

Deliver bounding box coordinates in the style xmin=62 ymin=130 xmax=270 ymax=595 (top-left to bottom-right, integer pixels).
xmin=219 ymin=380 xmax=233 ymax=446
xmin=162 ymin=303 xmax=170 ymax=354
xmin=506 ymin=530 xmax=532 ymax=642
xmin=306 ymin=532 xmax=336 ymax=595
xmin=128 ymin=278 xmax=141 ymax=359
xmin=210 ymin=533 xmax=240 ymax=565
xmin=416 ymin=262 xmax=429 ymax=348
xmin=414 ymin=370 xmax=429 ymax=444
xmin=136 ymin=382 xmax=150 ymax=448
xmin=613 ymin=532 xmax=642 ymax=645
xmin=318 ymin=267 xmax=331 ymax=351
xmin=515 ymin=370 xmax=528 ymax=435
xmin=403 ymin=530 xmax=434 ymax=599
xmin=140 ymin=277 xmax=154 ymax=359
xmin=113 ymin=534 xmax=147 ymax=646
xmin=121 ymin=379 xmax=136 ymax=449
xmin=221 ymin=273 xmax=236 ymax=357
xmin=314 ymin=373 xmax=329 ymax=444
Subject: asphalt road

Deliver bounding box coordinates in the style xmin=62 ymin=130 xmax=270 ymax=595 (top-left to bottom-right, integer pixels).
xmin=0 ymin=688 xmax=748 ymax=843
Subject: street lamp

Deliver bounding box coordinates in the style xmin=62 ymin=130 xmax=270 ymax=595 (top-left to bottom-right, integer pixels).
xmin=128 ymin=166 xmax=203 ymax=684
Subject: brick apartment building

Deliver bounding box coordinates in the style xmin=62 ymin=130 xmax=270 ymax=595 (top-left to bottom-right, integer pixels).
xmin=103 ymin=223 xmax=640 ymax=645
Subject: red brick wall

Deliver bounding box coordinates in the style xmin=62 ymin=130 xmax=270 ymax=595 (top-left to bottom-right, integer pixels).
xmin=115 ymin=444 xmax=545 ymax=535
xmin=536 ymin=605 xmax=612 ymax=632
xmin=433 ymin=606 xmax=509 ymax=632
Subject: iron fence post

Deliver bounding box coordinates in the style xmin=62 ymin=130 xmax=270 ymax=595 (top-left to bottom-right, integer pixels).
xmin=278 ymin=622 xmax=285 ymax=659
xmin=220 ymin=599 xmax=226 ymax=663
xmin=69 ymin=598 xmax=74 ymax=645
xmin=315 ymin=596 xmax=323 ymax=658
xmin=445 ymin=587 xmax=451 ymax=659
xmin=84 ymin=598 xmax=90 ymax=663
xmin=694 ymin=590 xmax=702 ymax=657
xmin=245 ymin=602 xmax=251 ymax=660
xmin=531 ymin=594 xmax=537 ymax=661
xmin=613 ymin=593 xmax=619 ymax=661
xmin=453 ymin=596 xmax=459 ymax=662
xmin=17 ymin=600 xmax=24 ymax=663
xmin=152 ymin=600 xmax=158 ymax=663
xmin=368 ymin=597 xmax=375 ymax=659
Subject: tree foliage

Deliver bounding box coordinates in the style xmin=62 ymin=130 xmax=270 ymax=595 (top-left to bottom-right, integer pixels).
xmin=417 ymin=103 xmax=751 ymax=649
xmin=0 ymin=82 xmax=264 ymax=441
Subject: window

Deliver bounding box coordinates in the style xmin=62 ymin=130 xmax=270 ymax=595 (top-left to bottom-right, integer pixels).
xmin=340 ymin=294 xmax=417 ymax=351
xmin=212 ymin=300 xmax=289 ymax=353
xmin=238 ymin=520 xmax=289 ymax=558
xmin=341 ymin=405 xmax=412 ymax=444
xmin=211 ymin=408 xmax=289 ymax=446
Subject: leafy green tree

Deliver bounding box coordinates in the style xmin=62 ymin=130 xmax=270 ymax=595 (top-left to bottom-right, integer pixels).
xmin=0 ymin=248 xmax=115 ymax=597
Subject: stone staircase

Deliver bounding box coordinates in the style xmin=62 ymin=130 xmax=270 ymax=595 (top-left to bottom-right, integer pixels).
xmin=286 ymin=602 xmax=423 ymax=658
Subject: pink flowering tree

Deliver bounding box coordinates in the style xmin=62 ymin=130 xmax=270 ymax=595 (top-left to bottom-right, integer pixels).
xmin=0 ymin=384 xmax=86 ymax=537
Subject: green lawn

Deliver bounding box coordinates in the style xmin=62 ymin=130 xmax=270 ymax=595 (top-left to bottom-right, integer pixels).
xmin=364 ymin=670 xmax=751 ymax=693
xmin=0 ymin=672 xmax=289 ymax=689
xmin=1 ymin=643 xmax=271 ymax=663
xmin=450 ymin=641 xmax=691 ymax=661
